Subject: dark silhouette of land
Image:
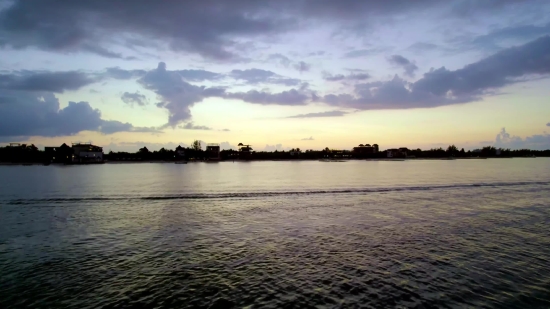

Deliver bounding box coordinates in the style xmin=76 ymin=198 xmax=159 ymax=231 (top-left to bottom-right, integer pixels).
xmin=0 ymin=142 xmax=548 ymax=165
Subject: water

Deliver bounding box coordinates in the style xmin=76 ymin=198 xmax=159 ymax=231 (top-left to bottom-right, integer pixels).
xmin=1 ymin=159 xmax=550 ymax=308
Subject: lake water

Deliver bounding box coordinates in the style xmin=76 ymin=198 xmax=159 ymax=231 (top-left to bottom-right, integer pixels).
xmin=1 ymin=159 xmax=550 ymax=308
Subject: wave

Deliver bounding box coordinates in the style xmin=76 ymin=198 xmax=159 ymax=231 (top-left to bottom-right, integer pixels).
xmin=4 ymin=181 xmax=550 ymax=205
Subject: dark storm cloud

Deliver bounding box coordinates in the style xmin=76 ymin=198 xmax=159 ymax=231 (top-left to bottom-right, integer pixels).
xmin=0 ymin=1 xmax=532 ymax=60
xmin=229 ymin=69 xmax=301 ymax=86
xmin=388 ymin=55 xmax=418 ymax=77
xmin=322 ymin=36 xmax=550 ymax=110
xmin=286 ymin=110 xmax=348 ymax=118
xmin=0 ymin=91 xmax=154 ymax=138
xmin=323 ymin=72 xmax=371 ymax=82
xmin=179 ymin=123 xmax=213 ymax=130
xmin=0 ymin=71 xmax=96 ymax=92
xmin=121 ymin=92 xmax=148 ymax=106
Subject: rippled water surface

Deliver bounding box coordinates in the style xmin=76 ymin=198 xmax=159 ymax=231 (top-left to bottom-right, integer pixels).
xmin=1 ymin=159 xmax=550 ymax=308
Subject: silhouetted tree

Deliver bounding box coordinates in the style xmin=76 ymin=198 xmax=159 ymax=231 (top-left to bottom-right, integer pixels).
xmin=192 ymin=140 xmax=202 ymax=151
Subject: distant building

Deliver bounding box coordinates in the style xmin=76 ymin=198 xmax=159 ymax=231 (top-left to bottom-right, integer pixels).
xmin=238 ymin=143 xmax=253 ymax=160
xmin=206 ymin=143 xmax=221 ymax=160
xmin=352 ymin=143 xmax=379 ymax=154
xmin=71 ymin=143 xmax=103 ymax=163
xmin=45 ymin=143 xmax=73 ymax=163
xmin=175 ymin=145 xmax=185 ymax=160
xmin=387 ymin=148 xmax=408 ymax=158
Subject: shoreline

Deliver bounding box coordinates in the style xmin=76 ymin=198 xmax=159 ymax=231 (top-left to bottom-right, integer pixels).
xmin=0 ymin=156 xmax=541 ymax=166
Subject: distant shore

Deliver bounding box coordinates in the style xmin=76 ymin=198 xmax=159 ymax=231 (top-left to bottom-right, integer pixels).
xmin=1 ymin=156 xmax=541 ymax=166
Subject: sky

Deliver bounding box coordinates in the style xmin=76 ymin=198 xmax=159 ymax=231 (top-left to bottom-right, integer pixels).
xmin=1 ymin=0 xmax=550 ymax=152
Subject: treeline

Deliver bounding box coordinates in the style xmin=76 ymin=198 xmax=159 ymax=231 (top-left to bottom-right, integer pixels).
xmin=0 ymin=144 xmax=47 ymax=163
xmin=1 ymin=144 xmax=550 ymax=163
xmin=407 ymin=145 xmax=550 ymax=158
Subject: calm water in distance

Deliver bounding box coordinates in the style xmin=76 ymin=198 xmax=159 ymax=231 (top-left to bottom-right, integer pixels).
xmin=1 ymin=159 xmax=550 ymax=308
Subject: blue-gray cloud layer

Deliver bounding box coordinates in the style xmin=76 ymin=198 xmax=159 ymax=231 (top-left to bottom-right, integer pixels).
xmin=323 ymin=36 xmax=550 ymax=109
xmin=388 ymin=55 xmax=418 ymax=77
xmin=0 ymin=91 xmax=159 ymax=138
xmin=0 ymin=0 xmax=530 ymax=61
xmin=0 ymin=71 xmax=95 ymax=92
xmin=121 ymin=92 xmax=148 ymax=106
xmin=287 ymin=111 xmax=348 ymax=118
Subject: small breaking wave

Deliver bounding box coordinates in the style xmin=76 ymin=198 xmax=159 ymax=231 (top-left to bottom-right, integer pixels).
xmin=5 ymin=181 xmax=550 ymax=205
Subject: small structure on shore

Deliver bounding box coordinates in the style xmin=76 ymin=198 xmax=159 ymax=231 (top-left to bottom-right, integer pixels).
xmin=206 ymin=143 xmax=221 ymax=160
xmin=72 ymin=143 xmax=104 ymax=163
xmin=238 ymin=143 xmax=253 ymax=160
xmin=352 ymin=143 xmax=379 ymax=154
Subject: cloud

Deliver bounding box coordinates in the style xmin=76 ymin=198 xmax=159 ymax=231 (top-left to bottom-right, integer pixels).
xmin=322 ymin=36 xmax=550 ymax=110
xmin=408 ymin=42 xmax=439 ymax=52
xmin=470 ymin=23 xmax=550 ymax=51
xmin=493 ymin=127 xmax=550 ymax=150
xmin=0 ymin=1 xmax=295 ymax=61
xmin=293 ymin=61 xmax=311 ymax=73
xmin=301 ymin=136 xmax=314 ymax=140
xmin=223 ymin=88 xmax=310 ymax=105
xmin=137 ymin=62 xmax=219 ymax=126
xmin=220 ymin=141 xmax=236 ymax=150
xmin=547 ymin=122 xmax=550 ymax=126
xmin=286 ymin=110 xmax=348 ymax=118
xmin=323 ymin=72 xmax=371 ymax=81
xmin=229 ymin=69 xmax=301 ymax=86
xmin=308 ymin=51 xmax=325 ymax=56
xmin=0 ymin=1 xmax=533 ymax=61
xmin=220 ymin=128 xmax=230 ymax=131
xmin=263 ymin=144 xmax=287 ymax=151
xmin=105 ymin=67 xmax=147 ymax=80
xmin=343 ymin=47 xmax=390 ymax=58
xmin=179 ymin=123 xmax=212 ymax=130
xmin=99 ymin=120 xmax=161 ymax=134
xmin=81 ymin=44 xmax=135 ymax=60
xmin=388 ymin=55 xmax=418 ymax=77
xmin=268 ymin=53 xmax=292 ymax=67
xmin=0 ymin=91 xmax=153 ymax=138
xmin=121 ymin=92 xmax=148 ymax=106
xmin=0 ymin=71 xmax=96 ymax=92
xmin=176 ymin=69 xmax=223 ymax=82
xmin=104 ymin=141 xmax=189 ymax=152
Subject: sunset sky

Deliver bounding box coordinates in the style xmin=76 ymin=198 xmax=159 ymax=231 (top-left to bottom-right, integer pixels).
xmin=1 ymin=0 xmax=550 ymax=151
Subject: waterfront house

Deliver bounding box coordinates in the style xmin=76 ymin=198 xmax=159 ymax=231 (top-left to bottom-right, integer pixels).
xmin=387 ymin=148 xmax=408 ymax=158
xmin=44 ymin=143 xmax=73 ymax=163
xmin=206 ymin=143 xmax=221 ymax=160
xmin=238 ymin=143 xmax=253 ymax=160
xmin=71 ymin=143 xmax=104 ymax=163
xmin=175 ymin=145 xmax=185 ymax=160
xmin=352 ymin=143 xmax=379 ymax=154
